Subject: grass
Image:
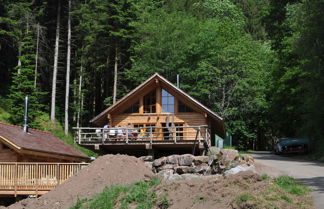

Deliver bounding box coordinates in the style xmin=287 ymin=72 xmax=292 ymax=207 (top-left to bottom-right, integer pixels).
xmin=70 ymin=178 xmax=162 ymax=209
xmin=274 ymin=176 xmax=312 ymax=195
xmin=35 ymin=114 xmax=97 ymax=157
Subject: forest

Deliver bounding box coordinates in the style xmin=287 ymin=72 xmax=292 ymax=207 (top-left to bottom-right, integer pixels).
xmin=0 ymin=0 xmax=324 ymax=155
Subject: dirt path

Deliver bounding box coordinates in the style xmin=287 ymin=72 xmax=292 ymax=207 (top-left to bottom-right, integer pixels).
xmin=252 ymin=152 xmax=324 ymax=209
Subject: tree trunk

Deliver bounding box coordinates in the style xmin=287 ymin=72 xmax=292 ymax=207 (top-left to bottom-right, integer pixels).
xmin=34 ymin=23 xmax=40 ymax=88
xmin=113 ymin=46 xmax=118 ymax=104
xmin=64 ymin=0 xmax=71 ymax=135
xmin=51 ymin=0 xmax=61 ymax=123
xmin=76 ymin=58 xmax=83 ymax=128
xmin=17 ymin=45 xmax=21 ymax=74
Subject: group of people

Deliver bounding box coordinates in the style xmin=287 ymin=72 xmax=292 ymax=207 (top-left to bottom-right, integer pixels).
xmin=100 ymin=123 xmax=150 ymax=140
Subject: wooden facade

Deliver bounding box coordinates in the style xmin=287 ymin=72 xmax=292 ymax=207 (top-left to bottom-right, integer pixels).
xmin=76 ymin=73 xmax=225 ymax=156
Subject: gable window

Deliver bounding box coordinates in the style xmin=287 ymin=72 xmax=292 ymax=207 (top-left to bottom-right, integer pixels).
xmin=178 ymin=100 xmax=194 ymax=112
xmin=144 ymin=90 xmax=156 ymax=113
xmin=162 ymin=89 xmax=174 ymax=113
xmin=124 ymin=101 xmax=139 ymax=113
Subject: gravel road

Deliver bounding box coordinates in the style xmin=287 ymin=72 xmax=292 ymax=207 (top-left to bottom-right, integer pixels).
xmin=252 ymin=152 xmax=324 ymax=209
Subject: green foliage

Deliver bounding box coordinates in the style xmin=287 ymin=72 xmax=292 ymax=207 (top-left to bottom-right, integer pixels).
xmin=34 ymin=113 xmax=97 ymax=157
xmin=70 ymin=178 xmax=161 ymax=209
xmin=274 ymin=176 xmax=312 ymax=195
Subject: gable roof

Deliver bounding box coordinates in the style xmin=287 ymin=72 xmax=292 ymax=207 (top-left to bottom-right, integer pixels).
xmin=91 ymin=73 xmax=224 ymax=134
xmin=0 ymin=122 xmax=88 ymax=160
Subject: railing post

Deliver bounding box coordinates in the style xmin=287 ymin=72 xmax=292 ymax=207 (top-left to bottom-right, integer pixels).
xmin=14 ymin=163 xmax=17 ymax=197
xmin=198 ymin=127 xmax=201 ymax=143
xmin=56 ymin=164 xmax=60 ymax=186
xmin=126 ymin=128 xmax=129 ymax=144
xmin=102 ymin=128 xmax=104 ymax=144
xmin=36 ymin=163 xmax=39 ymax=196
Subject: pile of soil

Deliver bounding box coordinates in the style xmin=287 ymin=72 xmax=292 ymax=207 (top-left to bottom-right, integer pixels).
xmin=7 ymin=154 xmax=153 ymax=209
xmin=154 ymin=171 xmax=314 ymax=209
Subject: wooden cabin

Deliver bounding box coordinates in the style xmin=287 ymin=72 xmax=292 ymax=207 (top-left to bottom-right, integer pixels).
xmin=0 ymin=122 xmax=89 ymax=196
xmin=0 ymin=122 xmax=88 ymax=162
xmin=75 ymin=73 xmax=225 ymax=157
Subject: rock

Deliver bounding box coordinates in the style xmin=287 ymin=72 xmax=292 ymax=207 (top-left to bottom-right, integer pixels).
xmin=168 ymin=173 xmax=183 ymax=181
xmin=157 ymin=169 xmax=174 ymax=181
xmin=144 ymin=162 xmax=153 ymax=171
xmin=181 ymin=173 xmax=201 ymax=180
xmin=139 ymin=156 xmax=154 ymax=162
xmin=243 ymin=155 xmax=254 ymax=166
xmin=157 ymin=164 xmax=175 ymax=172
xmin=224 ymin=165 xmax=254 ymax=176
xmin=220 ymin=149 xmax=239 ymax=165
xmin=208 ymin=146 xmax=221 ymax=155
xmin=153 ymin=157 xmax=167 ymax=167
xmin=193 ymin=165 xmax=210 ymax=174
xmin=178 ymin=154 xmax=194 ymax=166
xmin=175 ymin=166 xmax=195 ymax=174
xmin=166 ymin=155 xmax=180 ymax=164
xmin=193 ymin=156 xmax=209 ymax=165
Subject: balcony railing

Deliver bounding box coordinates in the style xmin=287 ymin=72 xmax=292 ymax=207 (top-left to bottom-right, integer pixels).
xmin=0 ymin=162 xmax=88 ymax=196
xmin=74 ymin=125 xmax=210 ymax=146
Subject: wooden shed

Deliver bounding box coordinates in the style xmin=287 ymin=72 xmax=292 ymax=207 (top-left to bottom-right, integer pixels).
xmin=75 ymin=73 xmax=225 ymax=156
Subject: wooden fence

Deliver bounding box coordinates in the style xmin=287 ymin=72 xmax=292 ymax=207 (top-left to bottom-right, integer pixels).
xmin=0 ymin=162 xmax=88 ymax=196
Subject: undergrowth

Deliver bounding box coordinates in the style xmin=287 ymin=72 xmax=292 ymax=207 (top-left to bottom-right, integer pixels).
xmin=70 ymin=178 xmax=162 ymax=209
xmin=274 ymin=176 xmax=312 ymax=195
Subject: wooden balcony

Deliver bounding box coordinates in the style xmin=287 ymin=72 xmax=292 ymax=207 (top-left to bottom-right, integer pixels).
xmin=0 ymin=162 xmax=88 ymax=196
xmin=74 ymin=125 xmax=210 ymax=145
xmin=74 ymin=125 xmax=211 ymax=155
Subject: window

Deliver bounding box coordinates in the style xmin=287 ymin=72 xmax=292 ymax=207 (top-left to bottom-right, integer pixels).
xmin=124 ymin=101 xmax=139 ymax=113
xmin=162 ymin=89 xmax=174 ymax=113
xmin=144 ymin=91 xmax=156 ymax=113
xmin=178 ymin=100 xmax=194 ymax=112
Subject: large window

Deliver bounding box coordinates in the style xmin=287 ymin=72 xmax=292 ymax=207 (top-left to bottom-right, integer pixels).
xmin=144 ymin=90 xmax=156 ymax=113
xmin=162 ymin=89 xmax=174 ymax=113
xmin=124 ymin=101 xmax=139 ymax=113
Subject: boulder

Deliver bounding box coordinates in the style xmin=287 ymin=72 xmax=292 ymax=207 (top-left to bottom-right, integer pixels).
xmin=220 ymin=149 xmax=239 ymax=165
xmin=175 ymin=166 xmax=195 ymax=174
xmin=193 ymin=165 xmax=210 ymax=174
xmin=153 ymin=157 xmax=167 ymax=167
xmin=157 ymin=169 xmax=174 ymax=181
xmin=181 ymin=174 xmax=201 ymax=180
xmin=178 ymin=154 xmax=194 ymax=166
xmin=144 ymin=162 xmax=153 ymax=171
xmin=166 ymin=155 xmax=180 ymax=164
xmin=139 ymin=156 xmax=154 ymax=162
xmin=224 ymin=165 xmax=254 ymax=176
xmin=157 ymin=164 xmax=175 ymax=172
xmin=243 ymin=155 xmax=254 ymax=166
xmin=193 ymin=156 xmax=209 ymax=165
xmin=208 ymin=146 xmax=221 ymax=155
xmin=168 ymin=173 xmax=184 ymax=181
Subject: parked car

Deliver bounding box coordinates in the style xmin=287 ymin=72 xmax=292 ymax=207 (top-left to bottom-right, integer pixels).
xmin=274 ymin=137 xmax=310 ymax=154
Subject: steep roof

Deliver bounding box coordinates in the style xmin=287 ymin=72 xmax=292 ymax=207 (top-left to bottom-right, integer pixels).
xmin=0 ymin=122 xmax=88 ymax=160
xmin=91 ymin=73 xmax=225 ymax=136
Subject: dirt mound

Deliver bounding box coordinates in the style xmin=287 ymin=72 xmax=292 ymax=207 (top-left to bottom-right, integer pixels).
xmin=154 ymin=171 xmax=314 ymax=209
xmin=8 ymin=154 xmax=153 ymax=209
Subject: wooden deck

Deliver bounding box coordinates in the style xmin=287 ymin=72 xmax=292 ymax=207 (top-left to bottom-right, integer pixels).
xmin=74 ymin=125 xmax=211 ymax=155
xmin=0 ymin=162 xmax=88 ymax=196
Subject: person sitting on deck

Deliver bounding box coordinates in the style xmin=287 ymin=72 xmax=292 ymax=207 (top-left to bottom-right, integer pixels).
xmin=117 ymin=126 xmax=124 ymax=139
xmin=109 ymin=127 xmax=116 ymax=140
xmin=126 ymin=123 xmax=134 ymax=140
xmin=103 ymin=124 xmax=109 ymax=139
xmin=138 ymin=127 xmax=146 ymax=140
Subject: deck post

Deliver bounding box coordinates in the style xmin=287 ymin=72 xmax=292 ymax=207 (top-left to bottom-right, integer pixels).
xmin=102 ymin=129 xmax=104 ymax=144
xmin=126 ymin=128 xmax=129 ymax=144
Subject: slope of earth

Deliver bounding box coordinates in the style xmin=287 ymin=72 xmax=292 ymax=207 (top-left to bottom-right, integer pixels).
xmin=6 ymin=155 xmax=153 ymax=209
xmin=153 ymin=171 xmax=313 ymax=209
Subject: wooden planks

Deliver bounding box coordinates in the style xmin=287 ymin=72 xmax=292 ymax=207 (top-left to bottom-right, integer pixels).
xmin=0 ymin=162 xmax=88 ymax=196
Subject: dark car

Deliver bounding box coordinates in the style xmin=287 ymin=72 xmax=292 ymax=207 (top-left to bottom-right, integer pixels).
xmin=274 ymin=137 xmax=310 ymax=154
